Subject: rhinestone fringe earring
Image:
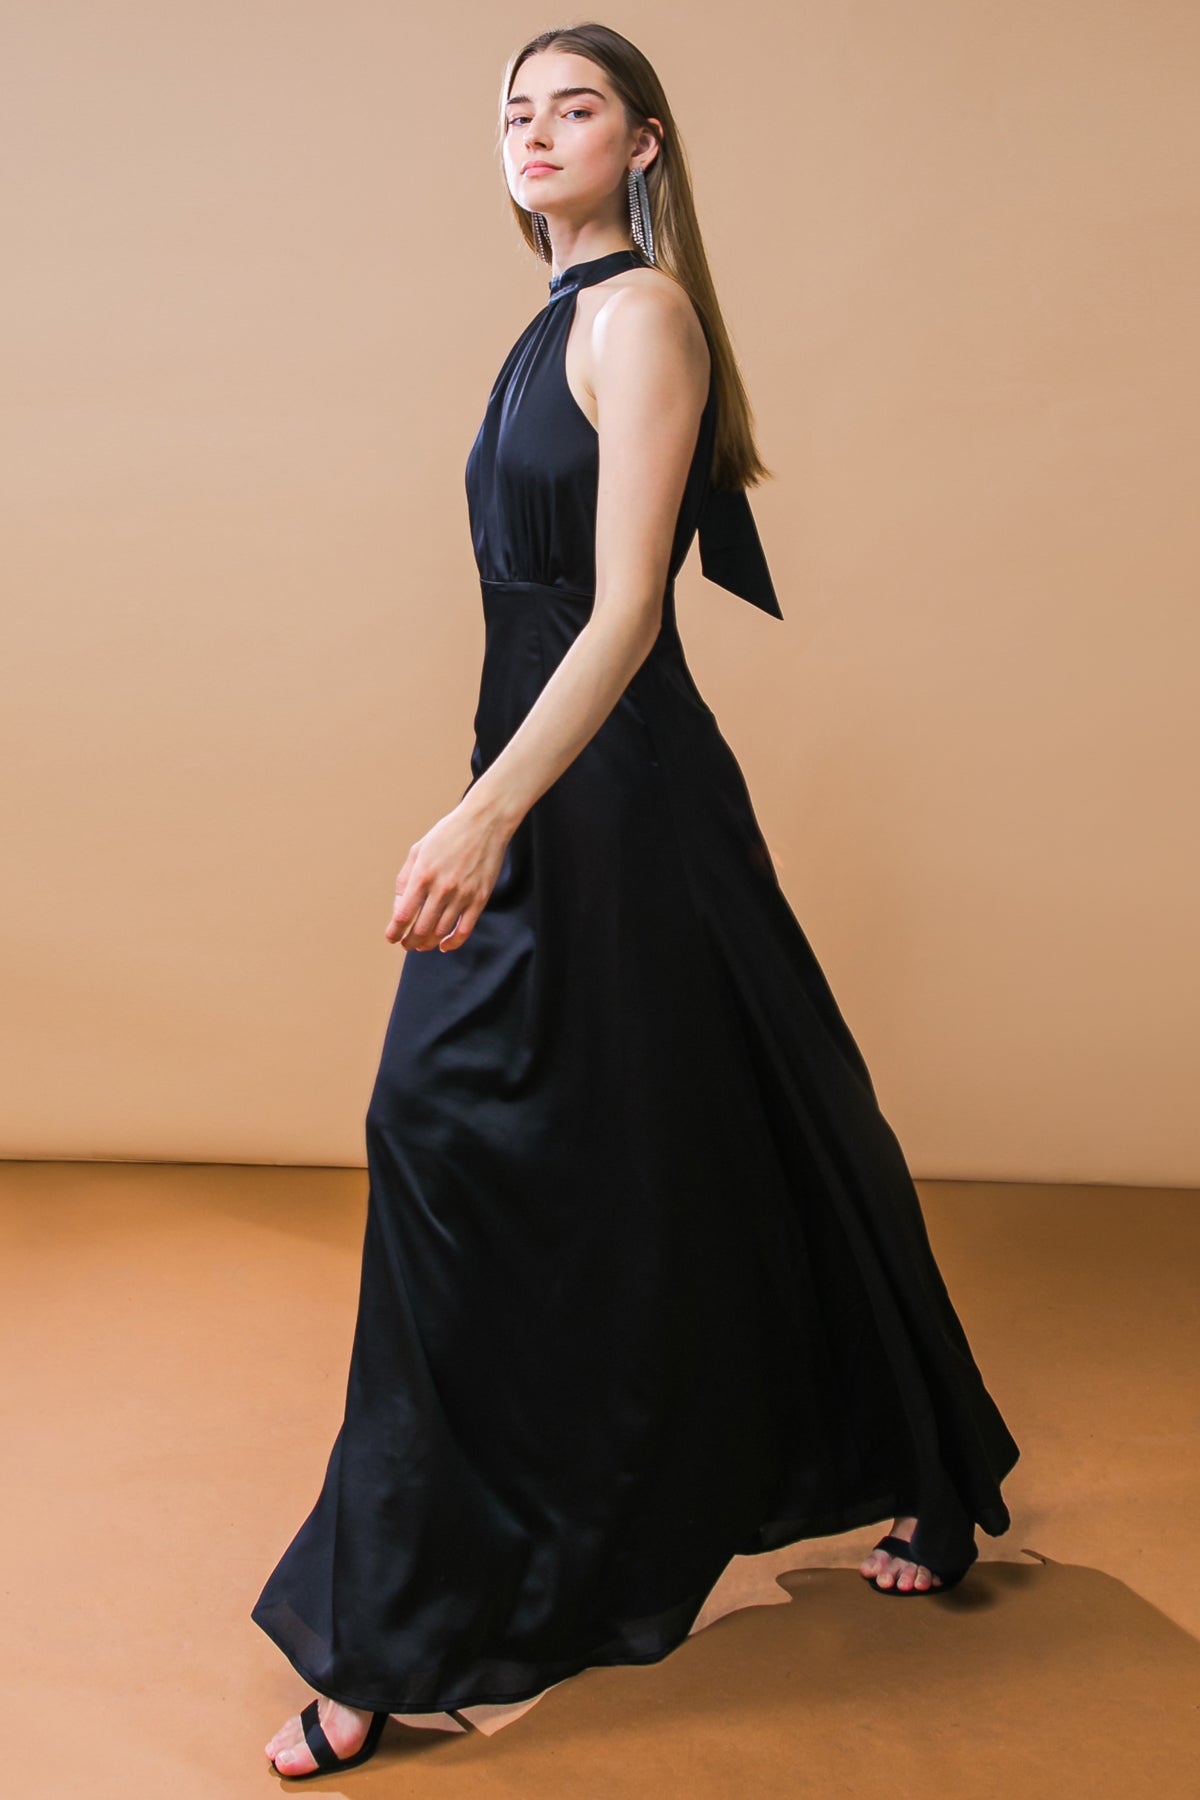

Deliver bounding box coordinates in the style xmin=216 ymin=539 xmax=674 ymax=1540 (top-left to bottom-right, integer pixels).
xmin=531 ymin=210 xmax=552 ymax=263
xmin=628 ymin=164 xmax=656 ymax=265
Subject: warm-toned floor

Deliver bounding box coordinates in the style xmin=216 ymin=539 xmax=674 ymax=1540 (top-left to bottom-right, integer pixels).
xmin=3 ymin=1162 xmax=1196 ymax=1797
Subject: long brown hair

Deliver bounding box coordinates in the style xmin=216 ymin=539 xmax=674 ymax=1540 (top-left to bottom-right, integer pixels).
xmin=497 ymin=22 xmax=773 ymax=492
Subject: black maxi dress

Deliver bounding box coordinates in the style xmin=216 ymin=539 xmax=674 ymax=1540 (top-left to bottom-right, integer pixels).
xmin=250 ymin=247 xmax=1020 ymax=1714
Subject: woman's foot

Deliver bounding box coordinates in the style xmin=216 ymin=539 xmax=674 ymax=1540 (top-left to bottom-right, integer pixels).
xmin=264 ymin=1696 xmax=376 ymax=1776
xmin=858 ymin=1514 xmax=943 ymax=1592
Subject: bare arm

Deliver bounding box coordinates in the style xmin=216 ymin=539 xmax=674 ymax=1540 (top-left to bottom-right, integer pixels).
xmin=388 ymin=280 xmax=711 ymax=953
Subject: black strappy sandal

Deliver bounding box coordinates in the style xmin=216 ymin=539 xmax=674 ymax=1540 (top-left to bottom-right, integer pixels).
xmin=272 ymin=1701 xmax=390 ymax=1780
xmin=865 ymin=1520 xmax=978 ymax=1596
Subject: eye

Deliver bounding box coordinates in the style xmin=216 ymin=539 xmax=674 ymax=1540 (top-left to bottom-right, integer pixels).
xmin=506 ymin=107 xmax=592 ymax=128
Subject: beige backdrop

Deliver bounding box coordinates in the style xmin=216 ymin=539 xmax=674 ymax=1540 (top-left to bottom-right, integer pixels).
xmin=3 ymin=3 xmax=1196 ymax=1181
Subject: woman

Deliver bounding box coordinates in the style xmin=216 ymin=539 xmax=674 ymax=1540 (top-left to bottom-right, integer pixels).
xmin=257 ymin=23 xmax=1020 ymax=1779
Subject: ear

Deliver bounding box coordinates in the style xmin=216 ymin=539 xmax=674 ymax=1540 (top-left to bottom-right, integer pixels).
xmin=638 ymin=118 xmax=664 ymax=170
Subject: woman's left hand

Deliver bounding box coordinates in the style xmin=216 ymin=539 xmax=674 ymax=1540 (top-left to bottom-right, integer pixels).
xmin=385 ymin=796 xmax=514 ymax=953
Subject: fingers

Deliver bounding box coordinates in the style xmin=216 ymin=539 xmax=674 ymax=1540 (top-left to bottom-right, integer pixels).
xmin=437 ymin=907 xmax=483 ymax=952
xmin=399 ymin=890 xmax=457 ymax=949
xmin=384 ymin=847 xmax=420 ymax=943
xmin=389 ymin=885 xmax=484 ymax=952
xmin=384 ymin=894 xmax=414 ymax=944
xmin=390 ymin=891 xmax=434 ymax=947
xmin=383 ymin=822 xmax=502 ymax=951
xmin=385 ymin=862 xmax=446 ymax=948
xmin=426 ymin=894 xmax=469 ymax=945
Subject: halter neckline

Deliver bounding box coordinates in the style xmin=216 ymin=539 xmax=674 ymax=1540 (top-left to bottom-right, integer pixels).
xmin=547 ymin=247 xmax=650 ymax=301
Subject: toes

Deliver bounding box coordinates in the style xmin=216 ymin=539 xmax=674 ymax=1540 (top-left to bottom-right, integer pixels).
xmin=273 ymin=1742 xmax=317 ymax=1777
xmin=265 ymin=1713 xmax=305 ymax=1766
xmin=884 ymin=1560 xmax=942 ymax=1592
xmin=862 ymin=1519 xmax=948 ymax=1594
xmin=891 ymin=1558 xmax=933 ymax=1591
xmin=867 ymin=1554 xmax=933 ymax=1591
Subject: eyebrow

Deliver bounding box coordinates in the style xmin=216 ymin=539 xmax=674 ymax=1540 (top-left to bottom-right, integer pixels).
xmin=505 ymin=86 xmax=608 ymax=109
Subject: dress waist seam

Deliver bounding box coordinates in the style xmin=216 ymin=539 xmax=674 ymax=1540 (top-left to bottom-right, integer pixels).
xmin=479 ymin=577 xmax=596 ymax=599
xmin=479 ymin=576 xmax=677 ymax=600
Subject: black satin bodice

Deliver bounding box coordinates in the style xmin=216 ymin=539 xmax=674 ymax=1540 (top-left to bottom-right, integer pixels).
xmin=464 ymin=247 xmax=782 ymax=619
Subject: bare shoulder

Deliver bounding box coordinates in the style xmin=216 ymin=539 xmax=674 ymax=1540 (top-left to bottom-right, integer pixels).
xmin=570 ymin=267 xmax=710 ymax=424
xmin=590 ymin=265 xmax=707 ymax=359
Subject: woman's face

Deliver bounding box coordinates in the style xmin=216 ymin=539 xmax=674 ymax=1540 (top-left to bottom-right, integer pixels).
xmin=503 ymin=49 xmax=657 ymax=226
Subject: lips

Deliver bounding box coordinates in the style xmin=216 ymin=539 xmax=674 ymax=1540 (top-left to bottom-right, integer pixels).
xmin=522 ymin=163 xmax=559 ymax=174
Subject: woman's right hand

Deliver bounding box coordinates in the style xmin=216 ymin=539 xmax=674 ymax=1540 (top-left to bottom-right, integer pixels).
xmin=385 ymin=793 xmax=515 ymax=953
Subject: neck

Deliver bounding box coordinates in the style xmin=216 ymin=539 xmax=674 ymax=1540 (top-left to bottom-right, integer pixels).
xmin=547 ymin=234 xmax=633 ymax=279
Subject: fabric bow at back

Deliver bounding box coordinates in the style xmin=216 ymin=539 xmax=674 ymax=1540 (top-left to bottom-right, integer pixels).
xmin=695 ymin=486 xmax=783 ymax=619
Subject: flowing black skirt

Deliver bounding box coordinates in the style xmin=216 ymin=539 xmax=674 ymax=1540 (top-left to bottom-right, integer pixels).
xmin=250 ymin=581 xmax=1019 ymax=1712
